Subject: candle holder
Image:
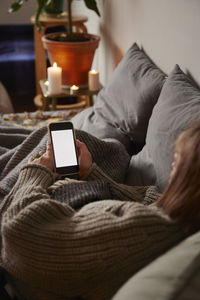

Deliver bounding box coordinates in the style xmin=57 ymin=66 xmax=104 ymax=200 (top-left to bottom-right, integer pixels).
xmin=70 ymin=85 xmax=79 ymax=95
xmin=39 ymin=79 xmax=101 ymax=111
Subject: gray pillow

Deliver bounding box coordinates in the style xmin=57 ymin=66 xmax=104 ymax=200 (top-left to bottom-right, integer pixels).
xmin=72 ymin=43 xmax=166 ymax=151
xmin=112 ymin=230 xmax=200 ymax=300
xmin=125 ymin=145 xmax=156 ymax=186
xmin=72 ymin=107 xmax=131 ymax=151
xmin=146 ymin=64 xmax=200 ymax=191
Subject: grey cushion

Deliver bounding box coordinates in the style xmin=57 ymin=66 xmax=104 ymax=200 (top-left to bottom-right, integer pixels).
xmin=72 ymin=107 xmax=131 ymax=151
xmin=146 ymin=64 xmax=200 ymax=191
xmin=112 ymin=230 xmax=200 ymax=300
xmin=72 ymin=43 xmax=166 ymax=152
xmin=125 ymin=145 xmax=156 ymax=186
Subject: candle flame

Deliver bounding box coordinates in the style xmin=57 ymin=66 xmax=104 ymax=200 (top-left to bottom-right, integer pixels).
xmin=91 ymin=69 xmax=98 ymax=74
xmin=53 ymin=62 xmax=57 ymax=68
xmin=70 ymin=85 xmax=79 ymax=90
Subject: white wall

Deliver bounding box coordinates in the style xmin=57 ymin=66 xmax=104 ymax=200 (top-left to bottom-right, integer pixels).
xmin=74 ymin=0 xmax=200 ymax=86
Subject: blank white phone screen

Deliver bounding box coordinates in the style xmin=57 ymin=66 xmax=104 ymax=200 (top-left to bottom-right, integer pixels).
xmin=51 ymin=129 xmax=77 ymax=168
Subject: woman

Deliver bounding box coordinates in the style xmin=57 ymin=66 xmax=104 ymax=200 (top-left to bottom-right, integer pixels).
xmin=0 ymin=120 xmax=200 ymax=300
xmin=157 ymin=120 xmax=200 ymax=234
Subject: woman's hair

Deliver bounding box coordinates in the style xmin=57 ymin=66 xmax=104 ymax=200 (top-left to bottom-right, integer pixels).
xmin=156 ymin=118 xmax=200 ymax=233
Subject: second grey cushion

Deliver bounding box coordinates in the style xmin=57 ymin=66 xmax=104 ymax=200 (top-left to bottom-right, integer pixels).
xmin=146 ymin=64 xmax=200 ymax=191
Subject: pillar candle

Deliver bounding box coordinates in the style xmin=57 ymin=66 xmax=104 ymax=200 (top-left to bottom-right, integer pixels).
xmin=47 ymin=62 xmax=62 ymax=94
xmin=88 ymin=69 xmax=100 ymax=91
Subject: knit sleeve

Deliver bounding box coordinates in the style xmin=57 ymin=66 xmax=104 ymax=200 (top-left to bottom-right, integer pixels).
xmin=83 ymin=163 xmax=159 ymax=204
xmin=0 ymin=165 xmax=181 ymax=300
xmin=0 ymin=164 xmax=54 ymax=217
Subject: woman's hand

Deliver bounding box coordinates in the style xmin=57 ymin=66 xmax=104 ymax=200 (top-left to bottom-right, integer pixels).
xmin=28 ymin=140 xmax=57 ymax=175
xmin=29 ymin=139 xmax=92 ymax=179
xmin=76 ymin=139 xmax=93 ymax=178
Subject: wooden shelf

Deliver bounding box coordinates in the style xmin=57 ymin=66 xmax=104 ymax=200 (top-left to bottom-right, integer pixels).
xmin=35 ymin=79 xmax=100 ymax=111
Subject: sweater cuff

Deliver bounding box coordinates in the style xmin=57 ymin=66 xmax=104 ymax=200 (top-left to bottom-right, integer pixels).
xmin=18 ymin=164 xmax=55 ymax=189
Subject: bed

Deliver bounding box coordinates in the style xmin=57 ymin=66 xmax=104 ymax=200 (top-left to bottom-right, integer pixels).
xmin=1 ymin=40 xmax=200 ymax=299
xmin=71 ymin=42 xmax=200 ymax=300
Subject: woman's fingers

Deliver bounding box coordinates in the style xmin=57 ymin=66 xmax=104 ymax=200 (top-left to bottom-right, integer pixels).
xmin=46 ymin=140 xmax=54 ymax=157
xmin=28 ymin=141 xmax=53 ymax=168
xmin=28 ymin=156 xmax=34 ymax=163
xmin=76 ymin=139 xmax=87 ymax=155
xmin=75 ymin=139 xmax=92 ymax=178
xmin=39 ymin=150 xmax=45 ymax=156
xmin=75 ymin=139 xmax=82 ymax=152
xmin=47 ymin=140 xmax=52 ymax=150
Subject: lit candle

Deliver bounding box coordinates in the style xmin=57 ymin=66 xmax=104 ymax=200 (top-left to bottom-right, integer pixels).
xmin=70 ymin=85 xmax=79 ymax=95
xmin=44 ymin=80 xmax=49 ymax=86
xmin=88 ymin=69 xmax=100 ymax=91
xmin=47 ymin=62 xmax=62 ymax=95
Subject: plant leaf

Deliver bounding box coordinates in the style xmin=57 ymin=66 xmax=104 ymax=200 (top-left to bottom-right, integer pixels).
xmin=35 ymin=0 xmax=49 ymax=32
xmin=8 ymin=0 xmax=24 ymax=13
xmin=83 ymin=0 xmax=100 ymax=17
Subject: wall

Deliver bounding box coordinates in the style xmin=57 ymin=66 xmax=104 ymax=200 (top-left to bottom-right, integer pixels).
xmin=74 ymin=0 xmax=200 ymax=86
xmin=0 ymin=0 xmax=36 ymax=24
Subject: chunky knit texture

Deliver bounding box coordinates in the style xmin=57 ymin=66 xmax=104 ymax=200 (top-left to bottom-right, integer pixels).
xmin=0 ymin=163 xmax=186 ymax=300
xmin=53 ymin=178 xmax=113 ymax=209
xmin=51 ymin=163 xmax=154 ymax=209
xmin=0 ymin=120 xmax=130 ymax=200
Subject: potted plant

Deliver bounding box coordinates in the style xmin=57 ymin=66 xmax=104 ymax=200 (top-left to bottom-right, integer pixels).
xmin=9 ymin=0 xmax=101 ymax=87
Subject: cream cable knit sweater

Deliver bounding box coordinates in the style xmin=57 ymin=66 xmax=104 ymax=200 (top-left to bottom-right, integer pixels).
xmin=0 ymin=163 xmax=185 ymax=300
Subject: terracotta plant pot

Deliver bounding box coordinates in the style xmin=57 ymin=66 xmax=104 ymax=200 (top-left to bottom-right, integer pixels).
xmin=42 ymin=32 xmax=100 ymax=87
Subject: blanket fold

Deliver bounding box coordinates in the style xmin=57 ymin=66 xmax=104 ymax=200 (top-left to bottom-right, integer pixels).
xmin=0 ymin=120 xmax=130 ymax=203
xmin=53 ymin=179 xmax=113 ymax=209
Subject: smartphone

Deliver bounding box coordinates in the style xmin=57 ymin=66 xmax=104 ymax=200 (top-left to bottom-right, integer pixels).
xmin=48 ymin=121 xmax=79 ymax=175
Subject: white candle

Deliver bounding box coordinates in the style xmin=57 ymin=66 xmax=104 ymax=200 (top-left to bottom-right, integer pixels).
xmin=88 ymin=69 xmax=100 ymax=91
xmin=47 ymin=62 xmax=62 ymax=95
xmin=70 ymin=85 xmax=79 ymax=95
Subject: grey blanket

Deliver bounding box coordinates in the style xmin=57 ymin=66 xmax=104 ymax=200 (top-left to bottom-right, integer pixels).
xmin=0 ymin=120 xmax=130 ymax=206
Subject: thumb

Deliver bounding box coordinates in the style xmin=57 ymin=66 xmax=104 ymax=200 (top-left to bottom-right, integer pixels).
xmin=76 ymin=139 xmax=83 ymax=154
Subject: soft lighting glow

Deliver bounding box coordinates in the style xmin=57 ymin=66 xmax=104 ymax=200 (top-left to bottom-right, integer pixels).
xmin=90 ymin=69 xmax=98 ymax=74
xmin=53 ymin=62 xmax=58 ymax=68
xmin=70 ymin=85 xmax=79 ymax=95
xmin=70 ymin=85 xmax=79 ymax=90
xmin=44 ymin=80 xmax=49 ymax=86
